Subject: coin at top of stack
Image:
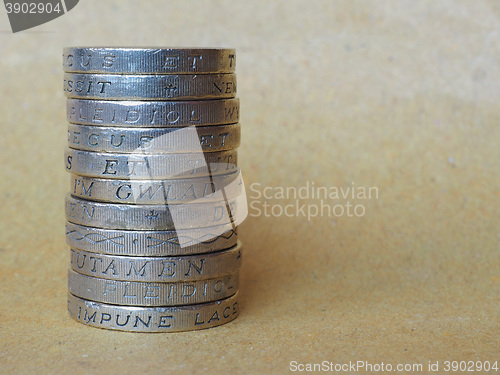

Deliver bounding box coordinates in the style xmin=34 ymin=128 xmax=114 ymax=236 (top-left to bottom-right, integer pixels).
xmin=63 ymin=47 xmax=243 ymax=333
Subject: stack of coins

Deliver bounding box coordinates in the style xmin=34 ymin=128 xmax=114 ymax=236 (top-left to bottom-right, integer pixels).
xmin=63 ymin=47 xmax=244 ymax=332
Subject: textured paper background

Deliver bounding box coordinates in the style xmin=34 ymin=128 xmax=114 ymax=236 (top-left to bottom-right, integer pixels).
xmin=0 ymin=1 xmax=499 ymax=374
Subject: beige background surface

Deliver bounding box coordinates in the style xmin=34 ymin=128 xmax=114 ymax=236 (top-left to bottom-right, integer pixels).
xmin=0 ymin=1 xmax=499 ymax=374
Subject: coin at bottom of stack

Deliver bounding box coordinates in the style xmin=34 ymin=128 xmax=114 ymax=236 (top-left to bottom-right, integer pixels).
xmin=68 ymin=292 xmax=239 ymax=332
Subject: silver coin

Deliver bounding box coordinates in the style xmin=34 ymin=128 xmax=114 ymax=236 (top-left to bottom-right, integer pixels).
xmin=68 ymin=268 xmax=238 ymax=306
xmin=67 ymin=291 xmax=239 ymax=332
xmin=65 ymin=148 xmax=238 ymax=180
xmin=65 ymin=195 xmax=239 ymax=230
xmin=70 ymin=241 xmax=242 ymax=282
xmin=67 ymin=123 xmax=241 ymax=153
xmin=63 ymin=47 xmax=235 ymax=74
xmin=65 ymin=222 xmax=238 ymax=256
xmin=69 ymin=171 xmax=243 ymax=204
xmin=67 ymin=98 xmax=240 ymax=127
xmin=63 ymin=73 xmax=237 ymax=100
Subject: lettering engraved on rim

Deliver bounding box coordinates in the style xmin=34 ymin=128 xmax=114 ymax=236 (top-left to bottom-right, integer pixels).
xmin=63 ymin=73 xmax=237 ymax=100
xmin=66 ymin=98 xmax=240 ymax=127
xmin=69 ymin=171 xmax=243 ymax=204
xmin=65 ymin=222 xmax=238 ymax=256
xmin=68 ymin=269 xmax=239 ymax=306
xmin=67 ymin=123 xmax=241 ymax=153
xmin=70 ymin=241 xmax=242 ymax=282
xmin=67 ymin=292 xmax=240 ymax=332
xmin=64 ymin=148 xmax=238 ymax=180
xmin=63 ymin=48 xmax=236 ymax=74
xmin=65 ymin=195 xmax=239 ymax=230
